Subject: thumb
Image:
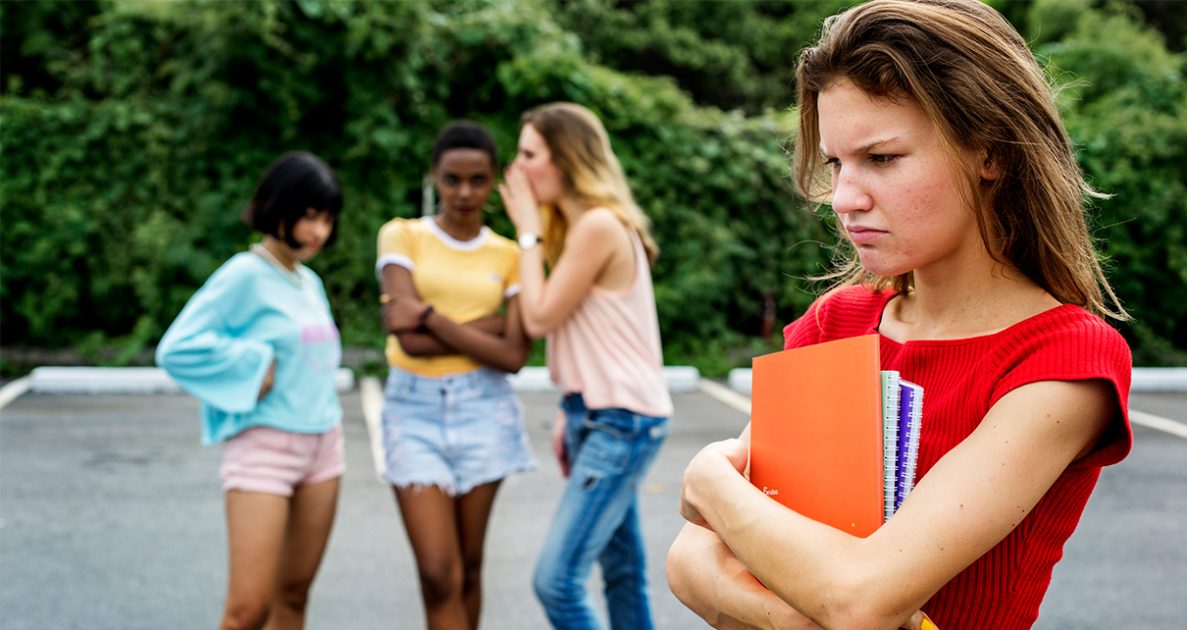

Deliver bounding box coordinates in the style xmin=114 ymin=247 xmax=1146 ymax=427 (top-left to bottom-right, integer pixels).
xmin=720 ymin=438 xmax=749 ymax=473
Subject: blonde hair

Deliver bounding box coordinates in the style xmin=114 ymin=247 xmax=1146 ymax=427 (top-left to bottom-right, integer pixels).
xmin=794 ymin=0 xmax=1128 ymax=320
xmin=520 ymin=102 xmax=659 ymax=267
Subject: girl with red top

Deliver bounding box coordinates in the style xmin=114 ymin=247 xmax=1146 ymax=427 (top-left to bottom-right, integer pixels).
xmin=665 ymin=1 xmax=1132 ymax=628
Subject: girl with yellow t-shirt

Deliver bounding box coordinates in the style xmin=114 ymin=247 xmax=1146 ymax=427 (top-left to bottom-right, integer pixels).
xmin=375 ymin=121 xmax=536 ymax=630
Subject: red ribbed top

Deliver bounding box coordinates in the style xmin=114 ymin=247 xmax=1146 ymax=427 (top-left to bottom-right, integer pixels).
xmin=783 ymin=286 xmax=1133 ymax=629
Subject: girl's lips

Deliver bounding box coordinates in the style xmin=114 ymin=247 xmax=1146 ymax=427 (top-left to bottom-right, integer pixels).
xmin=846 ymin=226 xmax=887 ymax=246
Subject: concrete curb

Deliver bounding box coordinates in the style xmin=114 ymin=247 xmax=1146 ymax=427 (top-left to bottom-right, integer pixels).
xmin=3 ymin=365 xmax=701 ymax=406
xmin=724 ymin=367 xmax=1187 ymax=396
xmin=25 ymin=366 xmax=357 ymax=396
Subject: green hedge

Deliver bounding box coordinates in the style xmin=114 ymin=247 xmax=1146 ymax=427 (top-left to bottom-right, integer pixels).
xmin=2 ymin=0 xmax=1184 ymax=373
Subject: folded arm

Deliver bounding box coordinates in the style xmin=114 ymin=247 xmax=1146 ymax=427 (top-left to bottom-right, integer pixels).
xmin=380 ymin=264 xmax=529 ymax=372
xmin=672 ymin=379 xmax=1114 ymax=628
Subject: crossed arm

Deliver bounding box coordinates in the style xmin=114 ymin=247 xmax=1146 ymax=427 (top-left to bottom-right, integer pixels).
xmin=379 ymin=264 xmax=529 ymax=373
xmin=667 ymin=379 xmax=1114 ymax=629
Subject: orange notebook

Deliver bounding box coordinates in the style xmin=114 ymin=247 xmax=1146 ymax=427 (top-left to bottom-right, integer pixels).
xmin=749 ymin=334 xmax=884 ymax=537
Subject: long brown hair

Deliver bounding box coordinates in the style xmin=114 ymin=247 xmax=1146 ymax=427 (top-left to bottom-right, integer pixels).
xmin=520 ymin=102 xmax=660 ymax=267
xmin=794 ymin=0 xmax=1128 ymax=320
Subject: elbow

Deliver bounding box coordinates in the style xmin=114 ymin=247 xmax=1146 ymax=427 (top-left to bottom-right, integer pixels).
xmin=664 ymin=528 xmax=717 ymax=625
xmin=807 ymin=571 xmax=909 ymax=630
xmin=396 ymin=333 xmax=428 ymax=357
xmin=154 ymin=343 xmax=170 ymax=369
xmin=491 ymin=350 xmax=528 ymax=374
xmin=522 ymin=313 xmax=558 ymax=339
xmin=665 ymin=535 xmax=691 ymax=603
xmin=503 ymin=346 xmax=530 ymax=373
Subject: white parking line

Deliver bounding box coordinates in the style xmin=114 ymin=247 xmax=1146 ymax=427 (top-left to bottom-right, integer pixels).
xmin=0 ymin=377 xmax=31 ymax=412
xmin=359 ymin=376 xmax=388 ymax=479
xmin=697 ymin=378 xmax=1187 ymax=441
xmin=1131 ymin=410 xmax=1187 ymax=440
xmin=697 ymin=378 xmax=751 ymax=414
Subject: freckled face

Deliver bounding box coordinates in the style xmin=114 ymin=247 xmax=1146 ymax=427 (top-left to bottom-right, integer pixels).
xmin=818 ymin=78 xmax=986 ymax=278
xmin=434 ymin=148 xmax=495 ymax=216
xmin=512 ymin=124 xmax=565 ymax=205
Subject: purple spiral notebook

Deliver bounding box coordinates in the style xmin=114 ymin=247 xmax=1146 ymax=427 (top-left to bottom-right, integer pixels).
xmin=894 ymin=380 xmax=924 ymax=511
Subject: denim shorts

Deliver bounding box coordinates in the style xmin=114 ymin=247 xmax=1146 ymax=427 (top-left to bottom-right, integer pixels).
xmin=382 ymin=366 xmax=536 ymax=496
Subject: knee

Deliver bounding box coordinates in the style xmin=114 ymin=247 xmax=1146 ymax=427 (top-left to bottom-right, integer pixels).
xmin=274 ymin=578 xmax=313 ymax=613
xmin=418 ymin=559 xmax=463 ymax=605
xmin=220 ymin=600 xmax=269 ymax=630
xmin=461 ymin=555 xmax=484 ymax=592
xmin=533 ymin=561 xmax=576 ymax=608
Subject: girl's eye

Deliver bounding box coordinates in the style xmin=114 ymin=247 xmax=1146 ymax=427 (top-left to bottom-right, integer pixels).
xmin=870 ymin=154 xmax=898 ymax=165
xmin=472 ymin=176 xmax=487 ymax=186
xmin=823 ymin=157 xmax=840 ymax=169
xmin=443 ymin=176 xmax=458 ymax=185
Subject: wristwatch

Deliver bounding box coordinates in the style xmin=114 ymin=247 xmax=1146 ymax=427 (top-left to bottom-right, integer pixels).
xmin=518 ymin=233 xmax=542 ymax=250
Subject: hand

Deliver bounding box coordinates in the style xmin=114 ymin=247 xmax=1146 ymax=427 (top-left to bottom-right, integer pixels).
xmin=497 ymin=164 xmax=542 ymax=235
xmin=902 ymin=610 xmax=939 ymax=630
xmin=258 ymin=360 xmax=275 ymax=400
xmin=679 ymin=438 xmax=749 ymax=529
xmin=551 ymin=410 xmax=570 ymax=478
xmin=381 ymin=295 xmax=426 ymax=334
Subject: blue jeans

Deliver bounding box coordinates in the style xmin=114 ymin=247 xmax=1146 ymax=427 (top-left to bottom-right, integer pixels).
xmin=533 ymin=393 xmax=669 ymax=630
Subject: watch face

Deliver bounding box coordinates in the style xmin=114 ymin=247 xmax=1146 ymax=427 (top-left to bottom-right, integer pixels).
xmin=518 ymin=234 xmax=540 ymax=250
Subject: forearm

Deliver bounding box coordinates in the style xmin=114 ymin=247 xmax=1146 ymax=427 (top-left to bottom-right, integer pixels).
xmin=421 ymin=310 xmax=528 ymax=372
xmin=700 ymin=467 xmax=918 ymax=629
xmin=668 ymin=524 xmax=820 ymax=630
xmin=517 ymin=246 xmax=550 ymax=338
xmin=396 ymin=316 xmax=504 ymax=357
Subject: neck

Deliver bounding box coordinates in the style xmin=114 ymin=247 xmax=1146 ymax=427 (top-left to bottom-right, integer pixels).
xmin=261 ymin=236 xmax=299 ymax=272
xmin=886 ymin=254 xmax=1058 ymax=341
xmin=434 ymin=210 xmax=484 ymax=241
xmin=556 ymin=196 xmax=587 ymax=225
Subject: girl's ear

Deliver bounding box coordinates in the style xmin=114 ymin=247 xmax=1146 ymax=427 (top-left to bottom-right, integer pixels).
xmin=980 ymin=149 xmax=1002 ymax=181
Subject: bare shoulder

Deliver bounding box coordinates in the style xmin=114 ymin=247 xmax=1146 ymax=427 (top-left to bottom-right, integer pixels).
xmin=566 ymin=207 xmax=630 ymax=250
xmin=571 ymin=207 xmax=625 ymax=235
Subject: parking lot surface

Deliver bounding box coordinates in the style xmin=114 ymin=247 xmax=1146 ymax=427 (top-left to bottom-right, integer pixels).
xmin=1 ymin=388 xmax=1184 ymax=628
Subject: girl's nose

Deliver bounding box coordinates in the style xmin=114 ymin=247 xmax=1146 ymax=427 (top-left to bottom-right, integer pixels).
xmin=830 ymin=167 xmax=873 ymax=215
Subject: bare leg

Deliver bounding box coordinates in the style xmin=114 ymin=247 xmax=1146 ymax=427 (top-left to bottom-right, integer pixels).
xmin=395 ymin=485 xmax=468 ymax=630
xmin=455 ymin=481 xmax=501 ymax=630
xmin=267 ymin=476 xmax=340 ymax=630
xmin=219 ymin=491 xmax=288 ymax=630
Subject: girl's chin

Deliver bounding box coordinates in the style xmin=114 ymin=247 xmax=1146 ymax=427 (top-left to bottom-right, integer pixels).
xmin=857 ymin=256 xmax=908 ymax=279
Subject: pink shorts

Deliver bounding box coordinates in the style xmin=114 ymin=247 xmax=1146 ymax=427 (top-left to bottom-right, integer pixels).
xmin=219 ymin=424 xmax=345 ymax=497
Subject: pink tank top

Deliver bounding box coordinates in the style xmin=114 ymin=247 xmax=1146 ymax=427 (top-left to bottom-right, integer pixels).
xmin=546 ymin=226 xmax=674 ymax=418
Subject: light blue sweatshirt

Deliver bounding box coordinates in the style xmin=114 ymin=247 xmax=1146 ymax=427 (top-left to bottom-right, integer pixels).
xmin=156 ymin=252 xmax=342 ymax=444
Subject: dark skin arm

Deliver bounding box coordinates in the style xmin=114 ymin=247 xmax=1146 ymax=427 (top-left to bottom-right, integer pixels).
xmin=389 ymin=314 xmax=505 ymax=356
xmin=380 ymin=264 xmax=530 ymax=373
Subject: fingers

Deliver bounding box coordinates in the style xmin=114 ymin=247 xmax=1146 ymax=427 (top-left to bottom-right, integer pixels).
xmin=551 ymin=411 xmax=570 ymax=478
xmin=379 ymin=299 xmax=420 ymax=334
xmin=903 ymin=610 xmax=938 ymax=630
xmin=679 ymin=438 xmax=753 ymax=529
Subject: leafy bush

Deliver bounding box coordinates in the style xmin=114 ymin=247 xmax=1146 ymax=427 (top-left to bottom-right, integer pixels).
xmin=1 ymin=0 xmax=823 ymax=375
xmin=1034 ymin=1 xmax=1187 ymax=364
xmin=2 ymin=0 xmax=1184 ymax=373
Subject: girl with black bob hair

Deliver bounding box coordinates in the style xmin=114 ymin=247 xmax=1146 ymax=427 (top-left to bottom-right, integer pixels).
xmin=158 ymin=150 xmax=347 ymax=630
xmin=243 ymin=151 xmax=343 ymax=250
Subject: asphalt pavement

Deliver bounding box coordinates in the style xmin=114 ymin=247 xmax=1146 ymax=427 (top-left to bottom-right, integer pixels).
xmin=1 ymin=388 xmax=1184 ymax=629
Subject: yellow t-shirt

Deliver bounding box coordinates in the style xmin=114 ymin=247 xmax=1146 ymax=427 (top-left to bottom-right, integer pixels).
xmin=376 ymin=216 xmax=520 ymax=376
